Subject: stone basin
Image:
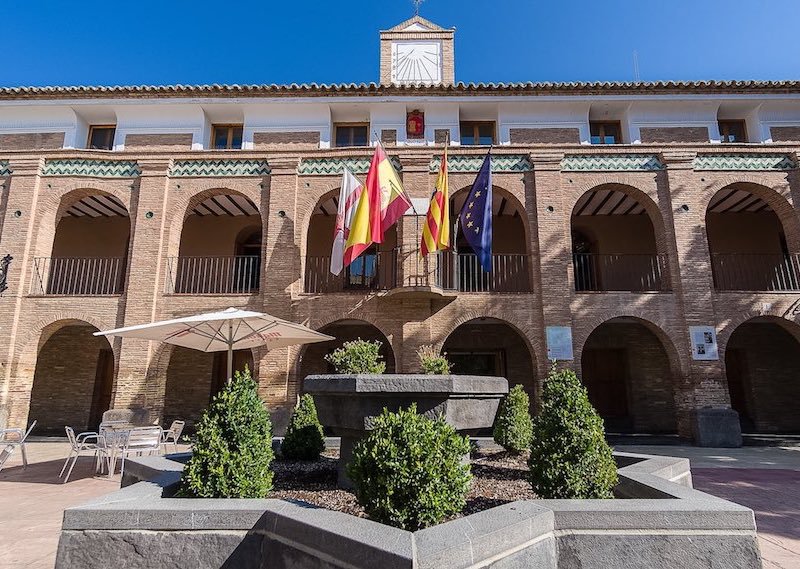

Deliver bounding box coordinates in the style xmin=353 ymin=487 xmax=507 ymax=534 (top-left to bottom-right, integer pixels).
xmin=303 ymin=373 xmax=509 ymax=487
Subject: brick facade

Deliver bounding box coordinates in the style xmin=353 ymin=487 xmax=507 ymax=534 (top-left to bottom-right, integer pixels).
xmin=640 ymin=127 xmax=710 ymax=143
xmin=253 ymin=131 xmax=320 ymax=150
xmin=0 ymin=141 xmax=799 ymax=440
xmin=0 ymin=132 xmax=65 ymax=150
xmin=771 ymin=126 xmax=800 ymax=142
xmin=510 ymin=128 xmax=580 ymax=145
xmin=123 ymin=133 xmax=193 ymax=150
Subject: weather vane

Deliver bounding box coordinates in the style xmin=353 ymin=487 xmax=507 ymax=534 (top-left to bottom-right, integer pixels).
xmin=412 ymin=0 xmax=425 ymax=16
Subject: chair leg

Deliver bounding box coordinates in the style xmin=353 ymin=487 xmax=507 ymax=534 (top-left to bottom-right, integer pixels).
xmin=119 ymin=454 xmax=126 ymax=479
xmin=20 ymin=443 xmax=28 ymax=469
xmin=59 ymin=449 xmax=76 ymax=478
xmin=63 ymin=453 xmax=80 ymax=484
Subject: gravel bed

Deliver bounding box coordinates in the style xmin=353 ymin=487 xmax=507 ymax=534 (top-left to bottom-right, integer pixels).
xmin=270 ymin=448 xmax=537 ymax=519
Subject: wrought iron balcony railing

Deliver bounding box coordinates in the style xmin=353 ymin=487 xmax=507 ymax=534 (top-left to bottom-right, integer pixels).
xmin=711 ymin=253 xmax=800 ymax=291
xmin=573 ymin=253 xmax=669 ymax=292
xmin=31 ymin=257 xmax=125 ymax=295
xmin=165 ymin=256 xmax=260 ymax=294
xmin=435 ymin=252 xmax=532 ymax=293
xmin=304 ymin=250 xmax=398 ymax=293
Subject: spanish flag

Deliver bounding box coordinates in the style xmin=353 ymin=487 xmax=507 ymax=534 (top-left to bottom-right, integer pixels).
xmin=344 ymin=143 xmax=411 ymax=267
xmin=366 ymin=142 xmax=412 ymax=243
xmin=421 ymin=146 xmax=450 ymax=256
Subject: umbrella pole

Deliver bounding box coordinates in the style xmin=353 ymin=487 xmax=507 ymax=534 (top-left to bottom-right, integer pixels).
xmin=227 ymin=321 xmax=234 ymax=384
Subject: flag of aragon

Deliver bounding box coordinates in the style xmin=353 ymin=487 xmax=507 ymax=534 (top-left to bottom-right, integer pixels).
xmin=365 ymin=142 xmax=412 ymax=243
xmin=421 ymin=146 xmax=450 ymax=256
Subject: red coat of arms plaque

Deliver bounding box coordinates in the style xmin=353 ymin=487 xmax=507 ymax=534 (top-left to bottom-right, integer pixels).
xmin=406 ymin=110 xmax=424 ymax=139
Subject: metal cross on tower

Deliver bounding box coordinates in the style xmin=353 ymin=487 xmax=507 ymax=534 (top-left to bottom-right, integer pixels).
xmin=412 ymin=0 xmax=425 ymax=16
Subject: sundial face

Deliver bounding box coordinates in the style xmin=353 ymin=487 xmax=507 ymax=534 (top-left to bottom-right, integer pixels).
xmin=391 ymin=41 xmax=442 ymax=85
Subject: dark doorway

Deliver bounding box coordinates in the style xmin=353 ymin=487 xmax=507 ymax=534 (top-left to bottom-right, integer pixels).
xmin=88 ymin=349 xmax=115 ymax=429
xmin=581 ymin=348 xmax=630 ymax=431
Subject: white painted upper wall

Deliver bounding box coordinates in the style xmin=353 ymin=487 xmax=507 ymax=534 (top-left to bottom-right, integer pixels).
xmin=0 ymin=95 xmax=798 ymax=149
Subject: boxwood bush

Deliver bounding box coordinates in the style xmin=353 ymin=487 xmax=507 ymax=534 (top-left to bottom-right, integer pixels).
xmin=324 ymin=339 xmax=386 ymax=374
xmin=179 ymin=366 xmax=274 ymax=498
xmin=281 ymin=393 xmax=325 ymax=460
xmin=493 ymin=384 xmax=533 ymax=453
xmin=347 ymin=404 xmax=471 ymax=530
xmin=528 ymin=365 xmax=617 ymax=498
xmin=416 ymin=344 xmax=452 ymax=375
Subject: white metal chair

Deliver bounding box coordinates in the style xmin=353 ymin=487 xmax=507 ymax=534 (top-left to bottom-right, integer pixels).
xmin=118 ymin=426 xmax=162 ymax=479
xmin=0 ymin=420 xmax=37 ymax=473
xmin=161 ymin=420 xmax=185 ymax=454
xmin=59 ymin=426 xmax=105 ymax=483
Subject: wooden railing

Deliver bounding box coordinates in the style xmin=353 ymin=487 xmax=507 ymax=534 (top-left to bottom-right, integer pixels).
xmin=31 ymin=257 xmax=125 ymax=295
xmin=573 ymin=253 xmax=669 ymax=292
xmin=165 ymin=256 xmax=260 ymax=294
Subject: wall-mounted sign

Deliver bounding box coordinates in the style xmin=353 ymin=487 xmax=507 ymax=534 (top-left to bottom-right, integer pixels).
xmin=406 ymin=110 xmax=425 ymax=139
xmin=689 ymin=326 xmax=719 ymax=361
xmin=546 ymin=326 xmax=574 ymax=361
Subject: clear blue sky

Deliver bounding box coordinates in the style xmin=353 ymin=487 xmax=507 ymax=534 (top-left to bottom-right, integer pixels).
xmin=3 ymin=0 xmax=800 ymax=87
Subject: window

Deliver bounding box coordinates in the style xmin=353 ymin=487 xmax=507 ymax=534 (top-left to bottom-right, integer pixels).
xmin=87 ymin=126 xmax=115 ymax=150
xmin=334 ymin=123 xmax=369 ymax=147
xmin=460 ymin=122 xmax=495 ymax=145
xmin=590 ymin=121 xmax=622 ymax=145
xmin=718 ymin=120 xmax=747 ymax=143
xmin=211 ymin=124 xmax=243 ymax=150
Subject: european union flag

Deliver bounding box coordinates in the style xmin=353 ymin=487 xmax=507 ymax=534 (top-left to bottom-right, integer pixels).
xmin=459 ymin=153 xmax=492 ymax=272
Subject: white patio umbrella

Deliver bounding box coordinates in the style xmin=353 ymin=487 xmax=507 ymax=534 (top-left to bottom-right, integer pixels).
xmin=94 ymin=307 xmax=334 ymax=382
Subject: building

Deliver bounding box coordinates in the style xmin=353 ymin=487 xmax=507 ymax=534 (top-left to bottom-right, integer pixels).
xmin=1 ymin=16 xmax=799 ymax=442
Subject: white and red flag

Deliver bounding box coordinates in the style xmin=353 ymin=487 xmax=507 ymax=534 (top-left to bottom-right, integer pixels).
xmin=330 ymin=168 xmax=365 ymax=275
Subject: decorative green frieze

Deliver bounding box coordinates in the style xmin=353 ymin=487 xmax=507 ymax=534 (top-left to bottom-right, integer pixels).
xmin=693 ymin=153 xmax=798 ymax=171
xmin=561 ymin=154 xmax=665 ymax=172
xmin=429 ymin=154 xmax=533 ymax=173
xmin=0 ymin=161 xmax=10 ymax=176
xmin=42 ymin=159 xmax=141 ymax=178
xmin=298 ymin=156 xmax=402 ymax=176
xmin=170 ymin=159 xmax=271 ymax=177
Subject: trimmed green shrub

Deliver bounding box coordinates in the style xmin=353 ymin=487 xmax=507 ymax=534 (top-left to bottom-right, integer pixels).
xmin=281 ymin=393 xmax=325 ymax=460
xmin=528 ymin=364 xmax=618 ymax=499
xmin=179 ymin=366 xmax=274 ymax=498
xmin=493 ymin=384 xmax=534 ymax=453
xmin=416 ymin=344 xmax=452 ymax=375
xmin=324 ymin=338 xmax=386 ymax=374
xmin=347 ymin=405 xmax=471 ymax=530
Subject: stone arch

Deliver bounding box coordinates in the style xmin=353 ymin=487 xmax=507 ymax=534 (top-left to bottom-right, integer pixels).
xmin=298 ymin=182 xmax=342 ymax=261
xmin=705 ymin=181 xmax=800 ymax=291
xmin=449 ymin=184 xmax=532 ymax=252
xmin=573 ymin=311 xmax=687 ymax=377
xmin=168 ymin=187 xmax=263 ymax=294
xmin=303 ymin=185 xmax=398 ymax=293
xmin=295 ymin=318 xmax=398 ymax=390
xmin=166 ymin=185 xmax=263 ymax=259
xmin=570 ymin=182 xmax=670 ymax=292
xmin=577 ymin=314 xmax=683 ymax=433
xmin=721 ymin=314 xmax=800 ymax=433
xmin=14 ymin=317 xmax=117 ymax=434
xmin=440 ymin=314 xmax=538 ymax=407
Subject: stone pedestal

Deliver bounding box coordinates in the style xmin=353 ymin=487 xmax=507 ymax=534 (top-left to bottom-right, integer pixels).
xmin=304 ymin=374 xmax=509 ymax=488
xmin=692 ymin=407 xmax=742 ymax=448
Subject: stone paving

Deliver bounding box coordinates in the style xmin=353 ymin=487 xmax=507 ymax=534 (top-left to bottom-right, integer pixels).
xmin=1 ymin=441 xmax=798 ymax=568
xmin=622 ymin=445 xmax=800 ymax=569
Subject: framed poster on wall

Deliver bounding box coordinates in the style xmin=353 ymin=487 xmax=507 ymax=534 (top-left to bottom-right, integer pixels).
xmin=546 ymin=326 xmax=574 ymax=361
xmin=689 ymin=325 xmax=719 ymax=361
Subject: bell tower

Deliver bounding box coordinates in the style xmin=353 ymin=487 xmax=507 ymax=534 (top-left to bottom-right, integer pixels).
xmin=379 ymin=15 xmax=455 ymax=86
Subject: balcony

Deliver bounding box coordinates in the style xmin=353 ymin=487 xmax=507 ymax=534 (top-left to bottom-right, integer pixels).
xmin=304 ymin=250 xmax=398 ymax=293
xmin=436 ymin=252 xmax=531 ymax=293
xmin=573 ymin=253 xmax=668 ymax=292
xmin=31 ymin=257 xmax=125 ymax=296
xmin=303 ymin=250 xmax=531 ymax=294
xmin=165 ymin=256 xmax=260 ymax=294
xmin=711 ymin=253 xmax=800 ymax=292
